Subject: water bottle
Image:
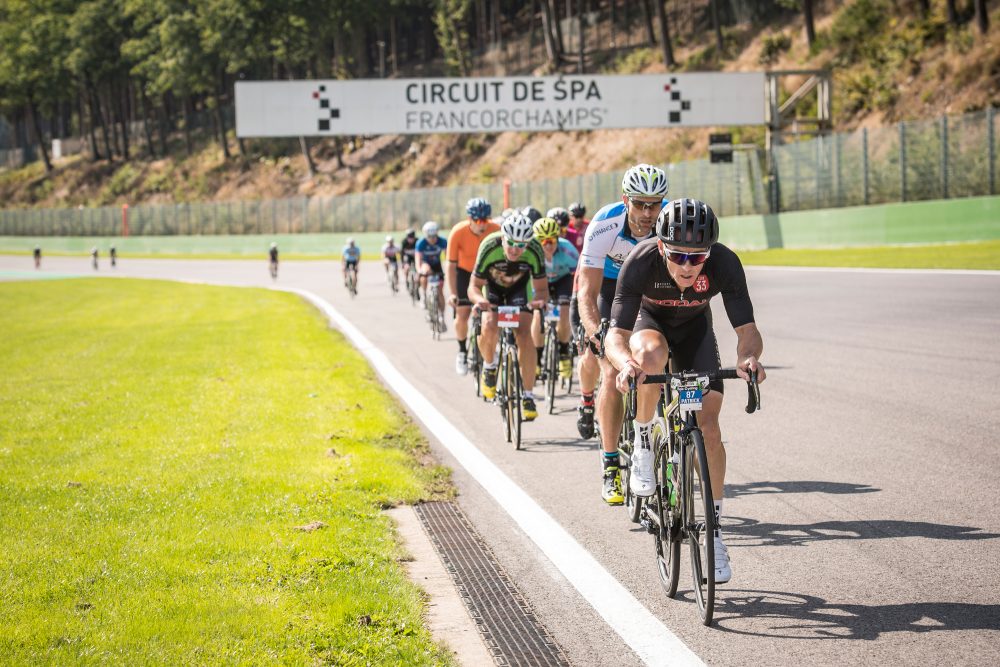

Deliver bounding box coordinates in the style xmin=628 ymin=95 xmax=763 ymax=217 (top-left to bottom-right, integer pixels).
xmin=666 ymin=452 xmax=680 ymax=507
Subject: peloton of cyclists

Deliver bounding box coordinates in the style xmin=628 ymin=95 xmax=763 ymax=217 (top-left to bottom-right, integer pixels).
xmin=342 ymin=238 xmax=361 ymax=287
xmin=468 ymin=213 xmax=549 ymax=421
xmin=530 ymin=217 xmax=579 ymax=380
xmin=416 ymin=221 xmax=448 ymax=330
xmin=577 ymin=164 xmax=668 ymax=505
xmin=606 ymin=197 xmax=766 ymax=585
xmin=447 ymin=197 xmax=501 ymax=375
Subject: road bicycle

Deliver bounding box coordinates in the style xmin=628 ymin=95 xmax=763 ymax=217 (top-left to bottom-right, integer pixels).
xmin=386 ymin=262 xmax=399 ymax=294
xmin=405 ymin=262 xmax=420 ymax=306
xmin=538 ymin=302 xmax=562 ymax=414
xmin=625 ymin=367 xmax=760 ymax=626
xmin=494 ymin=305 xmax=524 ymax=450
xmin=345 ymin=265 xmax=359 ymax=298
xmin=269 ymin=259 xmax=278 ymax=280
xmin=425 ymin=274 xmax=446 ymax=339
xmin=468 ymin=307 xmax=484 ymax=397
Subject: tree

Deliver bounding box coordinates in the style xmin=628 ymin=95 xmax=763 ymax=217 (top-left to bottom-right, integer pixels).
xmin=802 ymin=0 xmax=816 ymax=48
xmin=654 ymin=1 xmax=675 ymax=68
xmin=974 ymin=0 xmax=989 ymax=34
xmin=710 ymin=0 xmax=724 ymax=55
xmin=434 ymin=0 xmax=472 ymax=75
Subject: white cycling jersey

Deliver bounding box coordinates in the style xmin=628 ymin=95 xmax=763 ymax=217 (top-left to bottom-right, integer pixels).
xmin=579 ymin=201 xmax=654 ymax=280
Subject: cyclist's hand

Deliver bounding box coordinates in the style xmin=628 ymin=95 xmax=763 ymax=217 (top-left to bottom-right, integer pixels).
xmin=448 ymin=294 xmax=459 ymax=307
xmin=615 ymin=360 xmax=645 ymax=393
xmin=737 ymin=356 xmax=766 ymax=383
xmin=528 ymin=299 xmax=546 ymax=310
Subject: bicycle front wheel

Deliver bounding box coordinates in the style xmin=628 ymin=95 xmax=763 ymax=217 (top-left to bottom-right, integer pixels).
xmin=544 ymin=326 xmax=558 ymax=414
xmin=686 ymin=428 xmax=716 ymax=625
xmin=499 ymin=349 xmax=512 ymax=443
xmin=653 ymin=421 xmax=681 ymax=597
xmin=507 ymin=345 xmax=522 ymax=450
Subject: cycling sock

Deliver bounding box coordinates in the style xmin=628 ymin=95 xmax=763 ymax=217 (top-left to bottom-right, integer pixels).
xmin=558 ymin=341 xmax=570 ymax=356
xmin=634 ymin=419 xmax=655 ymax=449
xmin=603 ymin=451 xmax=620 ymax=469
xmin=483 ymin=361 xmax=497 ymax=370
xmin=714 ymin=500 xmax=724 ymax=538
xmin=523 ymin=390 xmax=535 ymax=400
xmin=536 ymin=346 xmax=544 ymax=365
xmin=581 ymin=392 xmax=594 ymax=405
xmin=458 ymin=339 xmax=467 ymax=354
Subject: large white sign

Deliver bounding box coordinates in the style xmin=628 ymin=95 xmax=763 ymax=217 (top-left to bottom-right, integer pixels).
xmin=236 ymin=73 xmax=765 ymax=137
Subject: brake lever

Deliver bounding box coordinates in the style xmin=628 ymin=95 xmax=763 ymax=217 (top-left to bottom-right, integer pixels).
xmin=745 ymin=369 xmax=760 ymax=414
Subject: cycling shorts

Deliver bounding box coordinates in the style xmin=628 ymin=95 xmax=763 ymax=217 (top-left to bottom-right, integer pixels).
xmin=549 ymin=273 xmax=574 ymax=305
xmin=634 ymin=309 xmax=724 ymax=394
xmin=485 ymin=281 xmax=531 ymax=312
xmin=344 ymin=259 xmax=359 ymax=269
xmin=456 ymin=268 xmax=473 ymax=307
xmin=596 ymin=278 xmax=617 ymax=320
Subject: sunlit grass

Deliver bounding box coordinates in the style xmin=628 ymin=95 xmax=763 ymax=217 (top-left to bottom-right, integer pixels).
xmin=0 ymin=278 xmax=454 ymax=665
xmin=737 ymin=240 xmax=1000 ymax=270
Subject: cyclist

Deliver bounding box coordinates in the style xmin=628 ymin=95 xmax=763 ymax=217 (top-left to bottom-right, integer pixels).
xmin=342 ymin=238 xmax=361 ymax=287
xmin=567 ymin=202 xmax=590 ymax=253
xmin=546 ymin=207 xmax=579 ymax=253
xmin=91 ymin=246 xmax=99 ymax=271
xmin=269 ymin=242 xmax=279 ymax=278
xmin=521 ymin=206 xmax=543 ymax=224
xmin=401 ymin=229 xmax=419 ymax=291
xmin=577 ymin=163 xmax=667 ymax=505
xmin=447 ymin=197 xmax=500 ymax=375
xmin=33 ymin=246 xmax=41 ymax=269
xmin=110 ymin=245 xmax=117 ymax=268
xmin=382 ymin=235 xmax=400 ymax=287
xmin=468 ymin=213 xmax=549 ymax=421
xmin=416 ymin=221 xmax=448 ymax=330
xmin=606 ymin=197 xmax=766 ymax=585
xmin=531 ymin=217 xmax=579 ymax=380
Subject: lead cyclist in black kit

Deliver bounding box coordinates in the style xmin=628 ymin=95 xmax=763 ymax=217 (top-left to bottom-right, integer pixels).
xmin=605 ymin=198 xmax=766 ymax=585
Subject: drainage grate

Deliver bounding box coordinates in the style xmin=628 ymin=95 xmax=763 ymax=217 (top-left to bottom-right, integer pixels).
xmin=415 ymin=501 xmax=571 ymax=667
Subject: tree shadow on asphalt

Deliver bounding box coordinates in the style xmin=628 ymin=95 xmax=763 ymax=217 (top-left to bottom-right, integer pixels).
xmin=698 ymin=589 xmax=1000 ymax=640
xmin=726 ymin=481 xmax=881 ymax=497
xmin=519 ymin=437 xmax=598 ymax=453
xmin=721 ymin=516 xmax=1000 ymax=548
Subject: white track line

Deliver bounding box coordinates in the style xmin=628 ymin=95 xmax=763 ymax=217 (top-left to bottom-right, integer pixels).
xmin=284 ymin=286 xmax=703 ymax=667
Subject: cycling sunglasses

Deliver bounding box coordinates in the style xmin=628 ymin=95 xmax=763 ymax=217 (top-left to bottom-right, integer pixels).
xmin=665 ymin=249 xmax=711 ymax=266
xmin=505 ymin=239 xmax=529 ymax=249
xmin=627 ymin=196 xmax=664 ymax=212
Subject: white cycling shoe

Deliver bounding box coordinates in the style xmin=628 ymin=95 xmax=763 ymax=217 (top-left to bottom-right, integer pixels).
xmin=629 ymin=444 xmax=655 ymax=497
xmin=714 ymin=536 xmax=732 ymax=584
xmin=455 ymin=352 xmax=468 ymax=376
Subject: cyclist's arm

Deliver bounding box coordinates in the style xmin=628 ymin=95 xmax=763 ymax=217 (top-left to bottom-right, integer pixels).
xmin=606 ymin=250 xmax=647 ymax=375
xmin=734 ymin=322 xmax=766 ymax=382
xmin=447 ymin=260 xmax=459 ymax=303
xmin=469 ymin=275 xmax=490 ymax=310
xmin=577 ymin=266 xmax=604 ymax=338
xmin=530 ymin=276 xmax=549 ymax=308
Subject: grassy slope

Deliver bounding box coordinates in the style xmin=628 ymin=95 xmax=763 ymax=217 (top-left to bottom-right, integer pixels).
xmin=735 ymin=240 xmax=1000 ymax=270
xmin=0 ymin=278 xmax=454 ymax=665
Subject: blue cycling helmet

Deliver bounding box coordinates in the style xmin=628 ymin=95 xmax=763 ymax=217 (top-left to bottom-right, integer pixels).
xmin=466 ymin=197 xmax=492 ymax=220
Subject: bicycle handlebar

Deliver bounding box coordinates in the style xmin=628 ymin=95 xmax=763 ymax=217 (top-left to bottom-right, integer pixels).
xmin=626 ymin=368 xmax=760 ymax=419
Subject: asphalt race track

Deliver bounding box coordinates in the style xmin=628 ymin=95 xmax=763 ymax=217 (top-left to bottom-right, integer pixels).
xmin=4 ymin=255 xmax=1000 ymax=666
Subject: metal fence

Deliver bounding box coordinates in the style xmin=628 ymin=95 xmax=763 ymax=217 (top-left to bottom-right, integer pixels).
xmin=1 ymin=107 xmax=996 ymax=237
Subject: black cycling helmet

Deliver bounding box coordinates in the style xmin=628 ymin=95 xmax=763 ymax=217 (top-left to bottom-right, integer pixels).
xmin=656 ymin=198 xmax=719 ymax=249
xmin=546 ymin=207 xmax=570 ymax=226
xmin=568 ymin=202 xmax=586 ymax=217
xmin=406 ymin=229 xmax=416 ymax=238
xmin=521 ymin=206 xmax=543 ymax=223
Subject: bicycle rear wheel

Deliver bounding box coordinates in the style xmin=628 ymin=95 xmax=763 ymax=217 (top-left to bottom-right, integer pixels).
xmin=686 ymin=428 xmax=716 ymax=625
xmin=653 ymin=421 xmax=681 ymax=597
xmin=508 ymin=345 xmax=523 ymax=450
xmin=468 ymin=326 xmax=482 ymax=397
xmin=544 ymin=325 xmax=558 ymax=413
xmin=499 ymin=345 xmax=512 ymax=443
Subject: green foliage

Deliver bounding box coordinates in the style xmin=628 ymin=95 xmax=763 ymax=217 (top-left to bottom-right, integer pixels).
xmin=608 ymin=47 xmax=656 ymax=75
xmin=105 ymin=163 xmax=143 ymax=199
xmin=434 ymin=0 xmax=472 ymax=76
xmin=758 ymin=33 xmax=791 ymax=65
xmin=737 ymin=240 xmax=1000 ymax=270
xmin=0 ymin=278 xmax=454 ymax=664
xmin=829 ymin=0 xmax=889 ymax=65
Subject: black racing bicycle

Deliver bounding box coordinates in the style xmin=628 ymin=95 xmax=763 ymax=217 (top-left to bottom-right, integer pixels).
xmin=345 ymin=264 xmax=358 ymax=298
xmin=405 ymin=261 xmax=419 ymax=306
xmin=539 ymin=302 xmax=562 ymax=414
xmin=494 ymin=306 xmax=524 ymax=450
xmin=626 ymin=367 xmax=760 ymax=626
xmin=468 ymin=307 xmax=484 ymax=397
xmin=426 ymin=274 xmax=446 ymax=339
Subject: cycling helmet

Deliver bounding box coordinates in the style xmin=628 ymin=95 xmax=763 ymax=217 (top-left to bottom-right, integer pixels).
xmin=546 ymin=207 xmax=570 ymax=226
xmin=500 ymin=207 xmax=516 ymax=219
xmin=621 ymin=164 xmax=669 ymax=198
xmin=466 ymin=197 xmax=492 ymax=220
xmin=656 ymin=198 xmax=719 ymax=249
xmin=385 ymin=235 xmax=393 ymax=243
xmin=347 ymin=237 xmax=355 ymax=245
xmin=270 ymin=242 xmax=277 ymax=249
xmin=501 ymin=213 xmax=534 ymax=243
xmin=533 ymin=217 xmax=561 ymax=242
xmin=406 ymin=229 xmax=416 ymax=238
xmin=568 ymin=202 xmax=586 ymax=217
xmin=520 ymin=206 xmax=543 ymax=223
xmin=422 ymin=221 xmax=439 ymax=237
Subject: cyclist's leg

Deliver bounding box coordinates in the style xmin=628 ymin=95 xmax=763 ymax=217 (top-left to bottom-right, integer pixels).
xmin=530 ymin=308 xmax=544 ymax=364
xmin=629 ymin=328 xmax=670 ymax=424
xmin=454 ymin=268 xmax=473 ymax=342
xmin=478 ymin=297 xmax=499 ymax=367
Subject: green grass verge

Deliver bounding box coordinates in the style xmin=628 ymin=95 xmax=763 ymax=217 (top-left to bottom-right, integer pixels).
xmin=0 ymin=278 xmax=455 ymax=665
xmin=736 ymin=240 xmax=1000 ymax=270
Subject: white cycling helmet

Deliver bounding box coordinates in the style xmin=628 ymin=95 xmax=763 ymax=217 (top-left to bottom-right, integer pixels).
xmin=621 ymin=163 xmax=669 ymax=198
xmin=501 ymin=213 xmax=534 ymax=243
xmin=347 ymin=237 xmax=355 ymax=245
xmin=422 ymin=221 xmax=439 ymax=237
xmin=385 ymin=235 xmax=393 ymax=243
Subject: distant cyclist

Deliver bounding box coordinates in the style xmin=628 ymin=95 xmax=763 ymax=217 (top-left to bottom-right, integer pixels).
xmin=468 ymin=213 xmax=549 ymax=420
xmin=531 ymin=217 xmax=579 ymax=380
xmin=91 ymin=246 xmax=99 ymax=271
xmin=33 ymin=246 xmax=41 ymax=269
xmin=382 ymin=235 xmax=400 ymax=287
xmin=342 ymin=238 xmax=361 ymax=287
xmin=567 ymin=202 xmax=590 ymax=254
xmin=447 ymin=197 xmax=500 ymax=375
xmin=110 ymin=245 xmax=117 ymax=268
xmin=269 ymin=242 xmax=279 ymax=279
xmin=578 ymin=164 xmax=667 ymax=505
xmin=521 ymin=206 xmax=543 ymax=224
xmin=400 ymin=229 xmax=418 ymax=283
xmin=416 ymin=221 xmax=448 ymax=327
xmin=607 ymin=197 xmax=766 ymax=584
xmin=547 ymin=207 xmax=579 ymax=253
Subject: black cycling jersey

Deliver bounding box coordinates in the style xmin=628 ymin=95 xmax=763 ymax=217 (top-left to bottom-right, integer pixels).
xmin=610 ymin=239 xmax=754 ymax=331
xmin=401 ymin=238 xmax=418 ymax=259
xmin=269 ymin=248 xmax=278 ymax=261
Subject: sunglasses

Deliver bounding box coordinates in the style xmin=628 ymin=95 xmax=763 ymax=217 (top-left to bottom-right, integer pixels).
xmin=628 ymin=197 xmax=664 ymax=212
xmin=665 ymin=249 xmax=711 ymax=266
xmin=541 ymin=238 xmax=558 ymax=246
xmin=505 ymin=240 xmax=528 ymax=249
xmin=471 ymin=218 xmax=489 ymax=224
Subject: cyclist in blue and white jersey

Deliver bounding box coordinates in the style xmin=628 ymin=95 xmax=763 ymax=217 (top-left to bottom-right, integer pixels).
xmin=531 ymin=217 xmax=579 ymax=380
xmin=342 ymin=238 xmax=361 ymax=285
xmin=577 ymin=163 xmax=668 ymax=505
xmin=416 ymin=220 xmax=448 ymax=325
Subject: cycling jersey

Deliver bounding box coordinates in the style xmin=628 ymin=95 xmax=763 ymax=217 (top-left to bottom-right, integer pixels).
xmin=544 ymin=238 xmax=579 ymax=282
xmin=447 ymin=219 xmax=501 ymax=272
xmin=579 ymin=201 xmax=654 ymax=318
xmin=269 ymin=248 xmax=278 ymax=262
xmin=401 ymin=238 xmax=418 ymax=262
xmin=381 ymin=243 xmax=399 ymax=261
xmin=610 ymin=239 xmax=754 ymax=331
xmin=342 ymin=246 xmax=361 ymax=262
xmin=472 ymin=231 xmax=545 ymax=291
xmin=562 ymin=226 xmax=580 ymax=253
xmin=415 ymin=237 xmax=447 ymax=269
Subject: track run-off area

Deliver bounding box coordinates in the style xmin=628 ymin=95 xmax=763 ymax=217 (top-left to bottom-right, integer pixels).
xmin=3 ymin=254 xmax=999 ymax=666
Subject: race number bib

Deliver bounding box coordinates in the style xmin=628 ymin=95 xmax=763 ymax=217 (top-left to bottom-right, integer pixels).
xmin=497 ymin=306 xmax=520 ymax=329
xmin=678 ymin=384 xmax=703 ymax=413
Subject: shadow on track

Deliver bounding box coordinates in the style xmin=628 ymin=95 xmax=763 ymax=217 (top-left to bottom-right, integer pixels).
xmin=727 ymin=480 xmax=881 ymax=497
xmin=721 ymin=516 xmax=1000 ymax=548
xmin=704 ymin=589 xmax=1000 ymax=640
